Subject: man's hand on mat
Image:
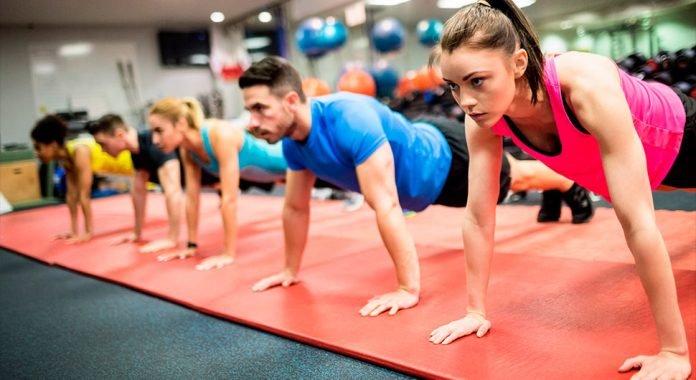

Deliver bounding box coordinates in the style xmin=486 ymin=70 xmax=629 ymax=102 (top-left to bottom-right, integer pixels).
xmin=157 ymin=248 xmax=195 ymax=262
xmin=429 ymin=313 xmax=491 ymax=344
xmin=618 ymin=351 xmax=691 ymax=380
xmin=65 ymin=234 xmax=92 ymax=245
xmin=110 ymin=234 xmax=141 ymax=246
xmin=359 ymin=289 xmax=419 ymax=317
xmin=252 ymin=271 xmax=298 ymax=292
xmin=196 ymin=255 xmax=234 ymax=271
xmin=140 ymin=239 xmax=177 ymax=254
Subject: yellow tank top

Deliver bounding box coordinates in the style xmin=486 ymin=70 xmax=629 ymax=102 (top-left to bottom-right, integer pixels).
xmin=66 ymin=137 xmax=133 ymax=176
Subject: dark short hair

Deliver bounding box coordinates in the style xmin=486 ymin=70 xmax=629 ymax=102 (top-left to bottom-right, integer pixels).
xmin=87 ymin=113 xmax=127 ymax=136
xmin=239 ymin=56 xmax=306 ymax=102
xmin=30 ymin=115 xmax=69 ymax=145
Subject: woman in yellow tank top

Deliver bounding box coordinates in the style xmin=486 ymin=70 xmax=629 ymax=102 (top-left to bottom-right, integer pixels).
xmin=31 ymin=115 xmax=133 ymax=243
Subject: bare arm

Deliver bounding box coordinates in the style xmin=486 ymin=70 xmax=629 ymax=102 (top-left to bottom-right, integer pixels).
xmin=181 ymin=148 xmax=201 ymax=245
xmin=430 ymin=116 xmax=501 ymax=343
xmin=73 ymin=146 xmax=94 ymax=242
xmin=252 ymin=168 xmax=315 ymax=291
xmin=157 ymin=159 xmax=182 ymax=243
xmin=193 ymin=125 xmax=243 ymax=271
xmin=212 ymin=127 xmax=242 ymax=257
xmin=64 ymin=169 xmax=80 ymax=238
xmin=130 ymin=169 xmax=149 ymax=240
xmin=561 ymin=54 xmax=688 ymax=355
xmin=461 ymin=122 xmax=504 ymax=317
xmin=355 ymin=143 xmax=420 ymax=294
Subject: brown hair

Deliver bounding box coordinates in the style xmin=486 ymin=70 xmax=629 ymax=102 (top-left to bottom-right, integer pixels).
xmin=87 ymin=113 xmax=127 ymax=136
xmin=149 ymin=97 xmax=204 ymax=130
xmin=436 ymin=0 xmax=544 ymax=104
xmin=239 ymin=56 xmax=306 ymax=102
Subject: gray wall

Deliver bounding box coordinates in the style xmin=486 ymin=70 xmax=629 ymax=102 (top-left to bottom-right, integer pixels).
xmin=0 ymin=26 xmax=215 ymax=145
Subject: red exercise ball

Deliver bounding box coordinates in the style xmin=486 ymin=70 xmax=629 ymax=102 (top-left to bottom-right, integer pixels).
xmin=337 ymin=69 xmax=376 ymax=97
xmin=302 ymin=77 xmax=331 ymax=98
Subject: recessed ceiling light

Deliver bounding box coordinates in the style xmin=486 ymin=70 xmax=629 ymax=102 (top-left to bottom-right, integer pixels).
xmin=437 ymin=0 xmax=476 ymax=9
xmin=58 ymin=43 xmax=93 ymax=57
xmin=210 ymin=11 xmax=225 ymax=23
xmin=366 ymin=0 xmax=409 ymax=6
xmin=258 ymin=11 xmax=273 ymax=23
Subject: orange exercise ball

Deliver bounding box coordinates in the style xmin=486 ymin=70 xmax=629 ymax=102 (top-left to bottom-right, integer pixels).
xmin=396 ymin=70 xmax=418 ymax=97
xmin=413 ymin=65 xmax=445 ymax=91
xmin=337 ymin=69 xmax=376 ymax=97
xmin=302 ymin=77 xmax=331 ymax=97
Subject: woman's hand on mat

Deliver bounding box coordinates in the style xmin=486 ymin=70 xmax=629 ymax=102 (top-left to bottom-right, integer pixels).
xmin=65 ymin=233 xmax=92 ymax=245
xmin=157 ymin=248 xmax=196 ymax=262
xmin=252 ymin=271 xmax=298 ymax=292
xmin=110 ymin=234 xmax=141 ymax=246
xmin=359 ymin=289 xmax=419 ymax=317
xmin=195 ymin=255 xmax=235 ymax=271
xmin=140 ymin=239 xmax=177 ymax=254
xmin=618 ymin=351 xmax=691 ymax=380
xmin=429 ymin=313 xmax=491 ymax=344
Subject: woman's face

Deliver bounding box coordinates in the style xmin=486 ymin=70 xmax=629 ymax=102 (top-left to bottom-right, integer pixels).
xmin=32 ymin=140 xmax=60 ymax=163
xmin=440 ymin=46 xmax=524 ymax=128
xmin=149 ymin=113 xmax=184 ymax=154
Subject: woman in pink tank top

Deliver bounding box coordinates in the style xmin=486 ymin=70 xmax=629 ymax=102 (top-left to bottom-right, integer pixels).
xmin=428 ymin=0 xmax=694 ymax=378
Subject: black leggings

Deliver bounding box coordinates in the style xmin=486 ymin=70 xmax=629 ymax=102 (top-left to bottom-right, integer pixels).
xmin=661 ymin=88 xmax=696 ymax=188
xmin=412 ymin=115 xmax=511 ymax=208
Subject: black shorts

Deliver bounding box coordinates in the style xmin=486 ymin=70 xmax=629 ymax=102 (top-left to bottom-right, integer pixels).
xmin=412 ymin=115 xmax=511 ymax=207
xmin=661 ymin=88 xmax=696 ymax=188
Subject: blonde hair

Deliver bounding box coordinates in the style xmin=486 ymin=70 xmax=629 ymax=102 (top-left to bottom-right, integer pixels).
xmin=149 ymin=97 xmax=205 ymax=130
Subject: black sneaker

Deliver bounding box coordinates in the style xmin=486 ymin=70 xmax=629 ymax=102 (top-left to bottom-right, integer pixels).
xmin=537 ymin=190 xmax=562 ymax=222
xmin=562 ymin=183 xmax=594 ymax=224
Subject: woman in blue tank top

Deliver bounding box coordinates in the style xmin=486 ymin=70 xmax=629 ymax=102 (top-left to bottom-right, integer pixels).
xmin=147 ymin=96 xmax=286 ymax=270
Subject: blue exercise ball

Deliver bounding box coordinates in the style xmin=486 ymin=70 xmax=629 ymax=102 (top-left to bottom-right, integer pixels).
xmin=296 ymin=17 xmax=329 ymax=58
xmin=371 ymin=18 xmax=405 ymax=53
xmin=322 ymin=19 xmax=348 ymax=51
xmin=416 ymin=19 xmax=443 ymax=47
xmin=370 ymin=60 xmax=399 ymax=98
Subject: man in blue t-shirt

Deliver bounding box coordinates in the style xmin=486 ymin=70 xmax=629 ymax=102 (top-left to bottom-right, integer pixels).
xmin=88 ymin=114 xmax=183 ymax=254
xmin=239 ymin=57 xmax=511 ymax=317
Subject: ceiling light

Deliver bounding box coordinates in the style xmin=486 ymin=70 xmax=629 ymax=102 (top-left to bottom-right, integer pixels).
xmin=437 ymin=0 xmax=476 ymax=9
xmin=210 ymin=12 xmax=225 ymax=23
xmin=366 ymin=0 xmax=410 ymax=6
xmin=515 ymin=0 xmax=536 ymax=8
xmin=258 ymin=11 xmax=273 ymax=23
xmin=58 ymin=43 xmax=93 ymax=57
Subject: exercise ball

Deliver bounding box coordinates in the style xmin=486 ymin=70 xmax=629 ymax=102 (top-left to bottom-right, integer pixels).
xmin=302 ymin=77 xmax=332 ymax=98
xmin=416 ymin=19 xmax=443 ymax=47
xmin=370 ymin=60 xmax=399 ymax=98
xmin=322 ymin=19 xmax=348 ymax=51
xmin=396 ymin=70 xmax=419 ymax=97
xmin=296 ymin=17 xmax=328 ymax=58
xmin=371 ymin=18 xmax=405 ymax=54
xmin=337 ymin=70 xmax=376 ymax=97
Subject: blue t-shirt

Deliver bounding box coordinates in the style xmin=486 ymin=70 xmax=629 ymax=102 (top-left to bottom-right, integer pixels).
xmin=283 ymin=92 xmax=452 ymax=212
xmin=190 ymin=123 xmax=287 ymax=183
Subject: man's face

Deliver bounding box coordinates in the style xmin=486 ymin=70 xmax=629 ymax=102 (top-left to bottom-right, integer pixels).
xmin=243 ymin=85 xmax=297 ymax=144
xmin=93 ymin=129 xmax=127 ymax=157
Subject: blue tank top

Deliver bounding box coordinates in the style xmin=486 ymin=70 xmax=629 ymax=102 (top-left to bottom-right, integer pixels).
xmin=190 ymin=123 xmax=287 ymax=182
xmin=283 ymin=92 xmax=452 ymax=212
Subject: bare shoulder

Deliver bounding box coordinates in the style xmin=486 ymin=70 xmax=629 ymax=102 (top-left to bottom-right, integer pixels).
xmin=554 ymin=52 xmax=620 ymax=92
xmin=211 ymin=119 xmax=243 ymax=153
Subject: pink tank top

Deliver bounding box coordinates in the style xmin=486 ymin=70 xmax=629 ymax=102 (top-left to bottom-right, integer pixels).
xmin=491 ymin=56 xmax=685 ymax=201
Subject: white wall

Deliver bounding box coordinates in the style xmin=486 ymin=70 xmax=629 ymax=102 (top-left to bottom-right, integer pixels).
xmin=0 ymin=25 xmax=218 ymax=145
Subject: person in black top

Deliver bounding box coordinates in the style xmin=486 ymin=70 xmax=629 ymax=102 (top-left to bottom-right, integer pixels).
xmin=88 ymin=114 xmax=183 ymax=253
